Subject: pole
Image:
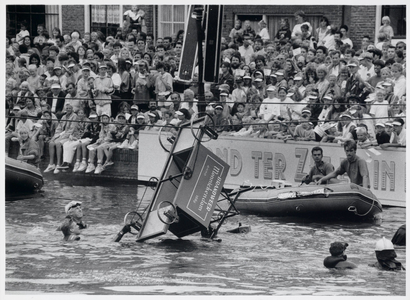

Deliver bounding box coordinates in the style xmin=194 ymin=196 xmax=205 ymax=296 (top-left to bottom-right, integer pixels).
xmin=195 ymin=6 xmax=205 ymax=113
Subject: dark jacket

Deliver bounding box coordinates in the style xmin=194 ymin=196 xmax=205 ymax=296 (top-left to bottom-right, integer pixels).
xmin=46 ymin=91 xmax=66 ymax=116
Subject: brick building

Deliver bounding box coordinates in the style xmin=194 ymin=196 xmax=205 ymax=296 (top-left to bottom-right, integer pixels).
xmin=6 ymin=4 xmax=406 ymax=49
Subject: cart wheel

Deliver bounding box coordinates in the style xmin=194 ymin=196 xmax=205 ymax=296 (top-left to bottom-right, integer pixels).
xmin=157 ymin=201 xmax=179 ymax=225
xmin=123 ymin=211 xmax=143 ymax=235
xmin=158 ymin=126 xmax=175 ymax=153
xmin=190 ymin=112 xmax=217 ymax=143
xmin=149 ymin=177 xmax=159 ymax=190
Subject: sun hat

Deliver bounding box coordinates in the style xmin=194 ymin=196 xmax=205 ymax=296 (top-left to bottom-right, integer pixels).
xmin=65 ymin=201 xmax=82 ymax=214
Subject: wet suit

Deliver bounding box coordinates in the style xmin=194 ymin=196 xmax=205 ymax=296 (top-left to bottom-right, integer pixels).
xmin=324 ymin=255 xmax=357 ymax=269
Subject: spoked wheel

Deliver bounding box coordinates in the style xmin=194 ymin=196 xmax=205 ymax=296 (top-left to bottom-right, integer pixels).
xmin=123 ymin=211 xmax=144 ymax=235
xmin=190 ymin=112 xmax=218 ymax=143
xmin=157 ymin=201 xmax=179 ymax=225
xmin=158 ymin=126 xmax=176 ymax=153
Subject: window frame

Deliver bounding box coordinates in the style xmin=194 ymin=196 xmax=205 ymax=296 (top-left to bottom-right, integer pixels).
xmin=90 ymin=5 xmax=122 ymax=38
xmin=381 ymin=5 xmax=406 ymax=39
xmin=157 ymin=5 xmax=188 ymax=38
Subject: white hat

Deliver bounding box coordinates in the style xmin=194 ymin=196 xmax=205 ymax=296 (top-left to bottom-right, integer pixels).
xmin=254 ymin=78 xmax=263 ymax=82
xmin=131 ymin=105 xmax=139 ymax=110
xmin=65 ymin=201 xmax=82 ymax=214
xmin=13 ymin=105 xmax=21 ymax=111
xmin=340 ymin=113 xmax=353 ymax=119
xmin=375 ymin=237 xmax=394 ymax=251
xmin=266 ymin=85 xmax=276 ymax=91
xmin=148 ymin=112 xmax=156 ymax=118
xmin=175 ymin=111 xmax=184 ymax=116
xmin=286 ymin=92 xmax=295 ymax=97
xmin=81 ymin=66 xmax=90 ymax=72
xmin=220 ymin=92 xmax=228 ymax=96
xmin=294 ymin=75 xmax=303 ymax=80
xmin=51 ymin=83 xmax=61 ymax=89
xmin=243 ymin=75 xmax=252 ymax=79
xmin=215 ymin=104 xmax=224 ymax=109
xmin=89 ymin=113 xmax=98 ymax=119
xmin=375 ymin=123 xmax=385 ymax=127
xmin=275 ymin=71 xmax=284 ymax=76
xmin=301 ymin=109 xmax=311 ymax=114
xmin=392 ymin=121 xmax=402 ymax=126
xmin=323 ymin=95 xmax=333 ymax=101
xmin=136 ymin=113 xmax=145 ymax=119
xmin=384 ymin=122 xmax=393 ymax=127
xmin=347 ymin=61 xmax=358 ymax=67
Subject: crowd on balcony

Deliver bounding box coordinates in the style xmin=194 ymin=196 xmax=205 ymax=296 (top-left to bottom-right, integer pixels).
xmin=5 ymin=7 xmax=406 ymax=174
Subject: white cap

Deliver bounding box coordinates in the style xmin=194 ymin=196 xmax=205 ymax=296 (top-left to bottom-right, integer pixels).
xmin=254 ymin=78 xmax=263 ymax=82
xmin=131 ymin=105 xmax=139 ymax=110
xmin=375 ymin=237 xmax=394 ymax=251
xmin=375 ymin=123 xmax=385 ymax=127
xmin=65 ymin=201 xmax=82 ymax=214
xmin=51 ymin=83 xmax=61 ymax=89
xmin=266 ymin=85 xmax=276 ymax=91
xmin=175 ymin=111 xmax=184 ymax=116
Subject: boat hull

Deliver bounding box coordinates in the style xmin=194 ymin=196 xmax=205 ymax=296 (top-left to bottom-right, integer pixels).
xmin=5 ymin=157 xmax=44 ymax=196
xmin=235 ymin=183 xmax=383 ymax=221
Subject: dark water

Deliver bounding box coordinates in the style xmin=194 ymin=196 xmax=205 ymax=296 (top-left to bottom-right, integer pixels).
xmin=5 ymin=179 xmax=406 ymax=296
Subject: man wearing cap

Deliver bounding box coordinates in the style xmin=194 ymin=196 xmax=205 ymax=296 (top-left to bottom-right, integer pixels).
xmin=46 ymin=83 xmax=66 ymax=119
xmin=358 ymin=52 xmax=376 ymax=82
xmin=260 ymin=85 xmax=280 ymax=122
xmin=317 ymin=140 xmax=370 ymax=189
xmin=375 ymin=123 xmax=390 ymax=145
xmin=380 ymin=118 xmax=406 ymax=148
xmin=211 ymin=104 xmax=231 ymax=134
xmin=317 ymin=95 xmax=333 ymax=124
xmin=180 ymin=88 xmax=198 ymax=116
xmin=94 ymin=63 xmax=114 ymax=117
xmin=345 ymin=58 xmax=365 ymax=100
xmin=334 ymin=113 xmax=356 ymax=144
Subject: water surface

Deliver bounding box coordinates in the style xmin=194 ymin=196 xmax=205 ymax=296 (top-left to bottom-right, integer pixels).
xmin=5 ymin=179 xmax=406 ymax=296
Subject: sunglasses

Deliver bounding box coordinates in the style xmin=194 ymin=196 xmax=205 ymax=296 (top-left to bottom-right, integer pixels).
xmin=69 ymin=203 xmax=81 ymax=211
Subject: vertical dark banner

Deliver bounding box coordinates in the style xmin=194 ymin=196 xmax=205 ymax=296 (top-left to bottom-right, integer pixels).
xmin=178 ymin=5 xmax=200 ymax=82
xmin=204 ymin=5 xmax=223 ymax=83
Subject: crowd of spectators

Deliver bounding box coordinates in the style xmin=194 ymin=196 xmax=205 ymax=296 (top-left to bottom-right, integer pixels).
xmin=5 ymin=8 xmax=406 ymax=174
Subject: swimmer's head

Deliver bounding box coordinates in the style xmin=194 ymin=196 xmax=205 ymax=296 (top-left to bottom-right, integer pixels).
xmin=65 ymin=201 xmax=83 ymax=218
xmin=329 ymin=242 xmax=348 ymax=256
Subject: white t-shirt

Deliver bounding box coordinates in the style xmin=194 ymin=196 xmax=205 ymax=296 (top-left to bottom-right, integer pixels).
xmin=369 ymin=100 xmax=389 ymax=120
xmin=259 ymin=97 xmax=280 ymax=121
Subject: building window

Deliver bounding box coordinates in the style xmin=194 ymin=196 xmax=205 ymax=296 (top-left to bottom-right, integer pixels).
xmin=6 ymin=5 xmax=59 ymax=39
xmin=158 ymin=5 xmax=187 ymax=38
xmin=381 ymin=5 xmax=406 ymax=38
xmin=91 ymin=5 xmax=121 ymax=38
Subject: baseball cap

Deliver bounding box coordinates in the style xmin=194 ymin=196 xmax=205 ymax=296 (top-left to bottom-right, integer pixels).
xmin=384 ymin=122 xmax=393 ymax=127
xmin=375 ymin=123 xmax=385 ymax=127
xmin=51 ymin=83 xmax=61 ymax=89
xmin=65 ymin=201 xmax=82 ymax=214
xmin=98 ymin=63 xmax=108 ymax=69
xmin=13 ymin=105 xmax=21 ymax=111
xmin=266 ymin=85 xmax=276 ymax=91
xmin=301 ymin=109 xmax=311 ymax=114
xmin=81 ymin=66 xmax=90 ymax=72
xmin=100 ymin=113 xmax=110 ymax=118
xmin=175 ymin=111 xmax=184 ymax=116
xmin=220 ymin=91 xmax=228 ymax=96
xmin=53 ymin=66 xmax=62 ymax=70
xmin=136 ymin=113 xmax=145 ymax=119
xmin=215 ymin=104 xmax=224 ymax=109
xmin=254 ymin=78 xmax=263 ymax=82
xmin=89 ymin=113 xmax=98 ymax=119
xmin=131 ymin=105 xmax=139 ymax=110
xmin=243 ymin=74 xmax=252 ymax=79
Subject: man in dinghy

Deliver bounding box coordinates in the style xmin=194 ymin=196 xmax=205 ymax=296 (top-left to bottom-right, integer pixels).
xmin=316 ymin=140 xmax=370 ymax=189
xmin=302 ymin=146 xmax=335 ymax=184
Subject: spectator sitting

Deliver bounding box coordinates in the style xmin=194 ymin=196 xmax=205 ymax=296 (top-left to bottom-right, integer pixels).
xmin=375 ymin=123 xmax=390 ymax=146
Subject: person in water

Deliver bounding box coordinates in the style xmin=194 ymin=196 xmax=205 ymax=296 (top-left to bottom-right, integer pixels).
xmin=391 ymin=225 xmax=405 ymax=246
xmin=302 ymin=146 xmax=335 ymax=184
xmin=57 ymin=201 xmax=88 ymax=241
xmin=369 ymin=237 xmax=405 ymax=271
xmin=324 ymin=242 xmax=357 ymax=269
